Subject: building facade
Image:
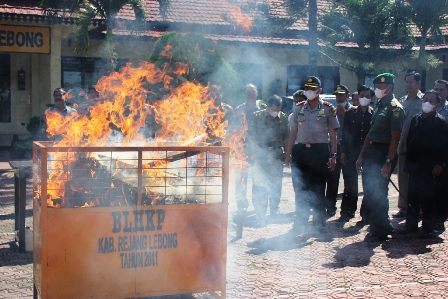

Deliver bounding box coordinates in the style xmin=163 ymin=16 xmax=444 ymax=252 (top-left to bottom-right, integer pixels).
xmin=0 ymin=0 xmax=447 ymax=144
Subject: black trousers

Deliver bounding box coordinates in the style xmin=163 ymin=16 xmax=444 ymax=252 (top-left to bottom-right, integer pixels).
xmin=325 ymin=144 xmax=342 ymax=213
xmin=434 ymin=175 xmax=448 ymax=224
xmin=362 ymin=143 xmax=396 ymax=236
xmin=291 ymin=143 xmax=330 ymax=227
xmin=340 ymin=157 xmax=359 ymax=217
xmin=406 ymin=173 xmax=438 ymax=232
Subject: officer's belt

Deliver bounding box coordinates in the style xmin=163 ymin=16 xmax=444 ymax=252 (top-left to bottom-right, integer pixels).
xmin=370 ymin=141 xmax=388 ymax=145
xmin=296 ymin=143 xmax=328 ymax=148
xmin=265 ymin=146 xmax=283 ymax=151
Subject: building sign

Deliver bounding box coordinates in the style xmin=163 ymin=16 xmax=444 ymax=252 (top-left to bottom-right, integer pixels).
xmin=0 ymin=25 xmax=50 ymax=54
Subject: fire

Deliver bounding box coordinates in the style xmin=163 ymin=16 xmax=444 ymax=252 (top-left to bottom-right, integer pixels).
xmin=220 ymin=0 xmax=253 ymax=32
xmin=42 ymin=60 xmax=243 ymax=207
xmin=222 ymin=113 xmax=248 ymax=171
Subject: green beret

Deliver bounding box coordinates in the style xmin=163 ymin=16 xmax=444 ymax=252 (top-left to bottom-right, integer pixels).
xmin=373 ymin=73 xmax=395 ymax=85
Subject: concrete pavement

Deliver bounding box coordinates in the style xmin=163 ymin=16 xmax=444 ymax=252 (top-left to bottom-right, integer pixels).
xmin=1 ymin=148 xmax=448 ymax=298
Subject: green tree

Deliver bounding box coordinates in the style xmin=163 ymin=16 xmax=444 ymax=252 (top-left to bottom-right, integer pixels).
xmin=40 ymin=0 xmax=146 ymax=63
xmin=403 ymin=0 xmax=448 ymax=70
xmin=284 ymin=0 xmax=319 ymax=75
xmin=320 ymin=0 xmax=413 ymax=86
xmin=149 ymin=32 xmax=244 ymax=107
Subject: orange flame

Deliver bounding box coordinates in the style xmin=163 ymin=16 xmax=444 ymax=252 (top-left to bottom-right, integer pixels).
xmin=221 ymin=0 xmax=253 ymax=32
xmin=42 ymin=60 xmax=241 ymax=207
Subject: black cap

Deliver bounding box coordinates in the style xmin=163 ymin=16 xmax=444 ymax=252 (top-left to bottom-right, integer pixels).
xmin=333 ymin=85 xmax=349 ymax=95
xmin=303 ymin=76 xmax=321 ymax=88
xmin=293 ymin=90 xmax=305 ymax=97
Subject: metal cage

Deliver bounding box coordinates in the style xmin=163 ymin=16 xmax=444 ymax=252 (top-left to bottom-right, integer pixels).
xmin=33 ymin=142 xmax=229 ymax=299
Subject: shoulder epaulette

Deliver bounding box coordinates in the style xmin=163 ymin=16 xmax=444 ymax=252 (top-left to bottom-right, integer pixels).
xmin=322 ymin=101 xmax=333 ymax=107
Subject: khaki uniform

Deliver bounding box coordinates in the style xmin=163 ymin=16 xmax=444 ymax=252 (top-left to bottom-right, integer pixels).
xmin=289 ymin=99 xmax=339 ymax=228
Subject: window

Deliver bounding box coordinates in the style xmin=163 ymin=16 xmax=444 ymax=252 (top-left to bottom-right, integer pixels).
xmin=443 ymin=68 xmax=448 ymax=81
xmin=61 ymin=57 xmax=128 ymax=90
xmin=287 ymin=65 xmax=340 ymax=96
xmin=0 ymin=54 xmax=11 ymax=123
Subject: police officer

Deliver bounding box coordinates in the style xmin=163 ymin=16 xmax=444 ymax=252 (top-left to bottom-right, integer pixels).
xmin=326 ymin=85 xmax=352 ymax=218
xmin=340 ymin=85 xmax=374 ymax=223
xmin=285 ymin=76 xmax=339 ymax=234
xmin=356 ymin=73 xmax=405 ymax=241
xmin=248 ymin=95 xmax=289 ymax=225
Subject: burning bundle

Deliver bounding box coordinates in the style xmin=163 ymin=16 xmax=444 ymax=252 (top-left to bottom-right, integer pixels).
xmin=42 ymin=60 xmax=237 ymax=208
xmin=49 ymin=149 xmax=221 ymax=208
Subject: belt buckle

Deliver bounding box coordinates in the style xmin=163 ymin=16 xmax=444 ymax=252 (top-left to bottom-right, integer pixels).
xmin=306 ymin=144 xmax=311 ymax=148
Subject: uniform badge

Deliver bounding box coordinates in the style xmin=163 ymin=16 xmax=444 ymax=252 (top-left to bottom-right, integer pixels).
xmin=319 ymin=109 xmax=325 ymax=115
xmin=381 ymin=77 xmax=385 ymax=83
xmin=393 ymin=111 xmax=399 ymax=118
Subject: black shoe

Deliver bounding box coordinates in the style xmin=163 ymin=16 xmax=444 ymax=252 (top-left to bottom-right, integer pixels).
xmin=392 ymin=211 xmax=406 ymax=219
xmin=420 ymin=230 xmax=435 ymax=239
xmin=396 ymin=228 xmax=418 ymax=235
xmin=434 ymin=223 xmax=445 ymax=233
xmin=318 ymin=226 xmax=327 ymax=234
xmin=291 ymin=224 xmax=306 ymax=234
xmin=365 ymin=233 xmax=388 ymax=242
xmin=355 ymin=219 xmax=367 ymax=227
xmin=386 ymin=225 xmax=395 ymax=235
xmin=337 ymin=215 xmax=350 ymax=223
xmin=326 ymin=209 xmax=336 ymax=218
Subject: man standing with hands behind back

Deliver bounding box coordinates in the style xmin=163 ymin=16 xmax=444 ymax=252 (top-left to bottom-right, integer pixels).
xmin=393 ymin=71 xmax=423 ymax=219
xmin=285 ymin=76 xmax=339 ymax=234
xmin=356 ymin=73 xmax=405 ymax=242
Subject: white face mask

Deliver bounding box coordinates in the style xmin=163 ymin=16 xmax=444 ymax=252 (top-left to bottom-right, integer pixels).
xmin=268 ymin=109 xmax=279 ymax=118
xmin=374 ymin=88 xmax=387 ymax=99
xmin=422 ymin=101 xmax=435 ymax=113
xmin=359 ymin=97 xmax=371 ymax=106
xmin=305 ymin=90 xmax=318 ymax=100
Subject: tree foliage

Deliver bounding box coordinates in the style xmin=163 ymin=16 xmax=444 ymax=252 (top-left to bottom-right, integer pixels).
xmin=40 ymin=0 xmax=146 ymax=57
xmin=320 ymin=0 xmax=413 ymax=85
xmin=149 ymin=32 xmax=244 ymax=107
xmin=402 ymin=0 xmax=448 ymax=69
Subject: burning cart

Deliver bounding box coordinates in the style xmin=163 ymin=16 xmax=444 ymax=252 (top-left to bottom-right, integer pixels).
xmin=33 ymin=142 xmax=229 ymax=299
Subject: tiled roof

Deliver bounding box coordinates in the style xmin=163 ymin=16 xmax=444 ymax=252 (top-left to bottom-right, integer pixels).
xmin=0 ymin=0 xmax=447 ymax=50
xmin=117 ymin=0 xmax=331 ymax=31
xmin=0 ymin=1 xmax=45 ymax=16
xmin=112 ymin=28 xmax=309 ymax=46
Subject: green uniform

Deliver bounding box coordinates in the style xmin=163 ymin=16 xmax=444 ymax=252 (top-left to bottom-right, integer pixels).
xmin=363 ymin=94 xmax=404 ymax=237
xmin=232 ymin=100 xmax=267 ymax=211
xmin=248 ymin=109 xmax=289 ymax=217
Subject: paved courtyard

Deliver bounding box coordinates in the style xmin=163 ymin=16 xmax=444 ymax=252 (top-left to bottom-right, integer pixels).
xmin=1 ymin=150 xmax=448 ymax=298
